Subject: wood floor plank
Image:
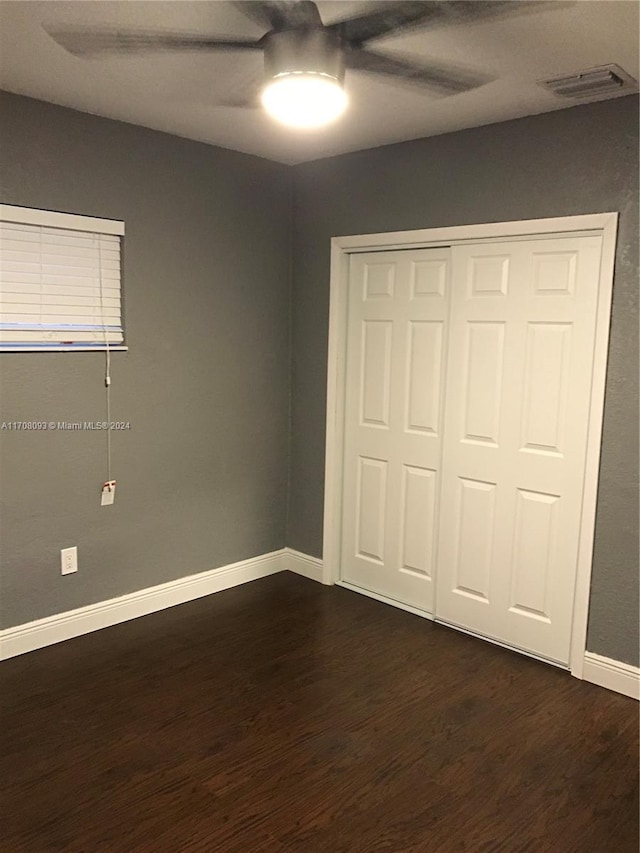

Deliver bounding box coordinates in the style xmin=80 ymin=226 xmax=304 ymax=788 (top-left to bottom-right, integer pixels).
xmin=1 ymin=572 xmax=637 ymax=851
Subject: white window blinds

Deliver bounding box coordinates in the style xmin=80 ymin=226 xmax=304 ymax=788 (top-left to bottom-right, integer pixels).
xmin=0 ymin=205 xmax=125 ymax=351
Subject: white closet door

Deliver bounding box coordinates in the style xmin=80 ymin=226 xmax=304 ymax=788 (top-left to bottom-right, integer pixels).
xmin=340 ymin=248 xmax=451 ymax=612
xmin=435 ymin=235 xmax=604 ymax=664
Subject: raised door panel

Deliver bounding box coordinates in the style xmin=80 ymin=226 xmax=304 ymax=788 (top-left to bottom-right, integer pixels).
xmin=411 ymin=258 xmax=447 ymax=298
xmin=453 ymin=477 xmax=496 ymax=602
xmin=363 ymin=261 xmax=395 ymax=300
xmin=509 ymin=489 xmax=558 ymax=621
xmin=530 ymin=250 xmax=577 ymax=296
xmin=468 ymin=255 xmax=510 ymax=297
xmin=520 ymin=323 xmax=572 ymax=457
xmin=405 ymin=321 xmax=443 ymax=435
xmin=400 ymin=465 xmax=437 ymax=578
xmin=356 ymin=457 xmax=387 ymax=564
xmin=360 ymin=320 xmax=392 ymax=428
xmin=461 ymin=322 xmax=505 ymax=447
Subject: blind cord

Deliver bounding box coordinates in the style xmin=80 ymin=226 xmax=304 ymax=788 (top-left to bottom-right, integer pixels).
xmin=105 ymin=370 xmax=112 ymax=483
xmin=98 ymin=237 xmax=112 ymax=482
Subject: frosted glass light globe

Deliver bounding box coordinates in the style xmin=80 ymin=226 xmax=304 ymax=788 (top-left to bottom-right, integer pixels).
xmin=262 ymin=72 xmax=347 ymax=129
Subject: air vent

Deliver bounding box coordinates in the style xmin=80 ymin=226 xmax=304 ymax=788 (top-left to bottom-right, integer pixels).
xmin=539 ymin=64 xmax=638 ymax=100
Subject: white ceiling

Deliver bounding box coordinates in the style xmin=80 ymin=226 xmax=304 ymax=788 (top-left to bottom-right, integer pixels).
xmin=0 ymin=1 xmax=638 ymax=165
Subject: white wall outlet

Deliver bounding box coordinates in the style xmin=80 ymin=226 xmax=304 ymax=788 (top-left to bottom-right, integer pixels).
xmin=61 ymin=546 xmax=78 ymax=575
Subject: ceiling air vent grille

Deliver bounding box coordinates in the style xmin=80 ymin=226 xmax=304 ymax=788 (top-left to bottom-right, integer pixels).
xmin=539 ymin=64 xmax=638 ymax=100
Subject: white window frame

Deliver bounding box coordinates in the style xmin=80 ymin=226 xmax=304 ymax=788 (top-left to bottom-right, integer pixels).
xmin=0 ymin=204 xmax=127 ymax=352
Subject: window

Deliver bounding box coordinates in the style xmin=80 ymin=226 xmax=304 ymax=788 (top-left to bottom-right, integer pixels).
xmin=0 ymin=204 xmax=125 ymax=352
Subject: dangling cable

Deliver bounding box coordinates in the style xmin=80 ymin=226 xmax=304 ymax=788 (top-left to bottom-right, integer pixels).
xmin=98 ymin=235 xmax=112 ymax=482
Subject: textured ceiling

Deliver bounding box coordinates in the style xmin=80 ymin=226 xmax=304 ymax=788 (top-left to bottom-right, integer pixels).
xmin=0 ymin=1 xmax=638 ymax=164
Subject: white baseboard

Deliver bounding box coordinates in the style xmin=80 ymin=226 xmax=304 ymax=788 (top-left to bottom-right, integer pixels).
xmin=582 ymin=652 xmax=640 ymax=700
xmin=10 ymin=546 xmax=634 ymax=702
xmin=283 ymin=548 xmax=324 ymax=583
xmin=0 ymin=549 xmax=286 ymax=661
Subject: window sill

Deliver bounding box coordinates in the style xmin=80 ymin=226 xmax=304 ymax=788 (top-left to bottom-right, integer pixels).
xmin=1 ymin=346 xmax=129 ymax=353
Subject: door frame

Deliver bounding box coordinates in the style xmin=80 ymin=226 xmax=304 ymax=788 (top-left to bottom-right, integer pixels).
xmin=322 ymin=213 xmax=619 ymax=680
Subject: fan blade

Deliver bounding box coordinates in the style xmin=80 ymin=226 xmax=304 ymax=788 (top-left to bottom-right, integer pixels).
xmin=329 ymin=1 xmax=568 ymax=46
xmin=43 ymin=25 xmax=262 ymax=57
xmin=328 ymin=1 xmax=444 ymax=44
xmin=234 ymin=1 xmax=322 ymax=31
xmin=220 ymin=93 xmax=262 ymax=108
xmin=347 ymin=48 xmax=491 ymax=95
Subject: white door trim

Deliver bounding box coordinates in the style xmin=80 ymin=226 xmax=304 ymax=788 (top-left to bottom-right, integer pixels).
xmin=322 ymin=213 xmax=619 ymax=681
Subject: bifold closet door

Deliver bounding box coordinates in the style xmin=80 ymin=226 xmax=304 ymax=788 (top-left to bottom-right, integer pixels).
xmin=435 ymin=235 xmax=604 ymax=665
xmin=340 ymin=248 xmax=451 ymax=612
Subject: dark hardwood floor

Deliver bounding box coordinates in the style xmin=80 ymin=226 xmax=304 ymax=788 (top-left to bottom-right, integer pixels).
xmin=1 ymin=572 xmax=638 ymax=852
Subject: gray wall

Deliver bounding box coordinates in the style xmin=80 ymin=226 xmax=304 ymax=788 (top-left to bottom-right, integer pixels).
xmin=1 ymin=92 xmax=637 ymax=667
xmin=0 ymin=92 xmax=291 ymax=628
xmin=288 ymin=96 xmax=639 ymax=666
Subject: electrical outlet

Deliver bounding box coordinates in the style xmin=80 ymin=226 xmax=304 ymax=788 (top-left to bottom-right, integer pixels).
xmin=61 ymin=546 xmax=78 ymax=575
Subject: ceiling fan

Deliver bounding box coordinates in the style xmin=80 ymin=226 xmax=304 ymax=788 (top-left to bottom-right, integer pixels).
xmin=43 ymin=1 xmax=558 ymax=129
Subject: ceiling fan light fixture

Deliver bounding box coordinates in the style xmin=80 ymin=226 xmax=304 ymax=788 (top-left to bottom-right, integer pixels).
xmin=262 ymin=72 xmax=347 ymax=129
